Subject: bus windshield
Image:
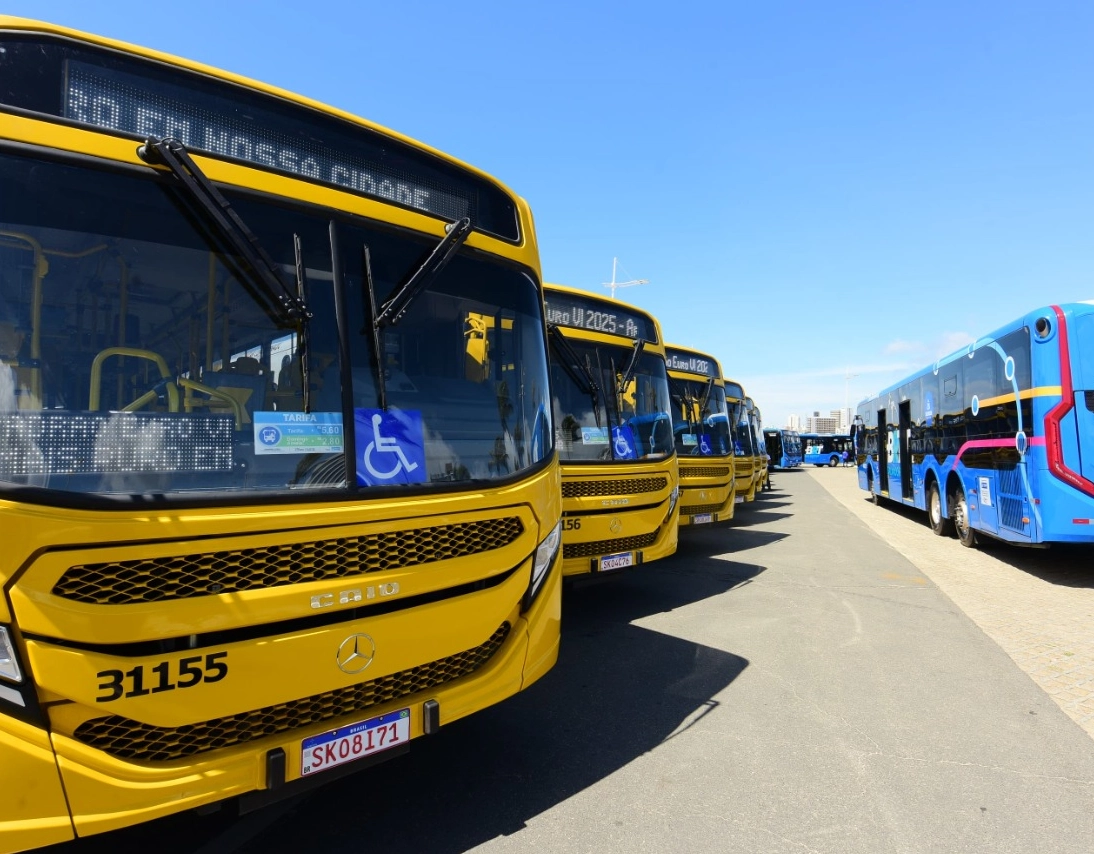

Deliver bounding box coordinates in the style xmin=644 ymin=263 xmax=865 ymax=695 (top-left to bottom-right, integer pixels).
xmin=669 ymin=378 xmax=731 ymax=456
xmin=728 ymin=399 xmax=754 ymax=456
xmin=0 ymin=151 xmax=552 ymax=500
xmin=550 ymin=337 xmax=672 ymax=462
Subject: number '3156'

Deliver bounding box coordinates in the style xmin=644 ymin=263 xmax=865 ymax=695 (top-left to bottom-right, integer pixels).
xmin=96 ymin=652 xmax=228 ymax=702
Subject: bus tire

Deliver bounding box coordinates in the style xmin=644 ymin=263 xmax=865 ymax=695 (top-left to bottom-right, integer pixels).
xmin=950 ymin=484 xmax=977 ymax=548
xmin=828 ymin=455 xmax=839 ymax=467
xmin=927 ymin=482 xmax=953 ymax=537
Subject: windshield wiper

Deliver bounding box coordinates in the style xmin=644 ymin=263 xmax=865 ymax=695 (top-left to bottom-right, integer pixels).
xmin=138 ymin=137 xmax=310 ymax=324
xmin=138 ymin=136 xmax=315 ymax=407
xmin=360 ymin=243 xmax=389 ymax=411
xmin=617 ymin=338 xmax=646 ymax=396
xmin=672 ymin=388 xmax=699 ymax=429
xmin=548 ymin=323 xmax=602 ymax=429
xmin=359 ymin=218 xmax=472 ymax=411
xmin=697 ymin=376 xmax=714 ymax=416
xmin=374 ymin=218 xmax=473 ymax=329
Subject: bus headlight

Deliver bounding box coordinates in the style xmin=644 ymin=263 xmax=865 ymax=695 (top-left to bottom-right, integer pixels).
xmin=523 ymin=521 xmax=561 ymax=612
xmin=0 ymin=627 xmax=23 ymax=683
xmin=667 ymin=485 xmax=679 ymax=516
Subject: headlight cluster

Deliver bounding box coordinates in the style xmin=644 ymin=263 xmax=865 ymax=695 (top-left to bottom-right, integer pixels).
xmin=523 ymin=521 xmax=561 ymax=611
xmin=0 ymin=626 xmax=23 ymax=683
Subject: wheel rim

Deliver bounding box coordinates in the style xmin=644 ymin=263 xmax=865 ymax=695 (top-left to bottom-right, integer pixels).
xmin=954 ymin=495 xmax=968 ymax=535
xmin=930 ymin=489 xmax=940 ymax=524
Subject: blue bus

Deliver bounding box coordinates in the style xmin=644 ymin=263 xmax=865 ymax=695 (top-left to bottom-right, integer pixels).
xmin=856 ymin=303 xmax=1094 ymax=548
xmin=801 ymin=433 xmax=853 ymax=467
xmin=762 ymin=428 xmax=802 ymax=469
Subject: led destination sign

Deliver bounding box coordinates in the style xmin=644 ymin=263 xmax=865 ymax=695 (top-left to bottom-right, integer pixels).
xmin=665 ymin=349 xmax=717 ymax=378
xmin=65 ymin=61 xmax=470 ymax=222
xmin=0 ymin=36 xmax=519 ymax=239
xmin=544 ymin=292 xmax=657 ymax=343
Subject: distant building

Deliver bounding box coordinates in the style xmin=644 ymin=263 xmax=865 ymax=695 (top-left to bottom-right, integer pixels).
xmin=788 ymin=409 xmax=852 ymax=432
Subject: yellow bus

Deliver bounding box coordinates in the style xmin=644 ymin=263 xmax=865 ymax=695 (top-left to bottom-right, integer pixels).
xmin=665 ymin=345 xmax=736 ymax=526
xmin=544 ymin=284 xmax=678 ymax=577
xmin=725 ymin=379 xmax=758 ymax=503
xmin=748 ymin=399 xmax=770 ymax=493
xmin=0 ymin=18 xmax=562 ymax=852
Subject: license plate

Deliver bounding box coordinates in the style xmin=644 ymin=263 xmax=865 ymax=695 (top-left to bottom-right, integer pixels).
xmin=692 ymin=513 xmax=713 ymax=524
xmin=734 ymin=495 xmax=745 ymax=504
xmin=600 ymin=551 xmax=634 ymax=572
xmin=301 ymin=708 xmax=410 ymax=777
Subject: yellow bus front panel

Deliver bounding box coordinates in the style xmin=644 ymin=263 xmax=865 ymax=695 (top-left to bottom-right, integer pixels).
xmin=3 ymin=465 xmax=561 ymax=840
xmin=677 ymin=459 xmax=736 ymax=526
xmin=558 ymin=462 xmax=679 ymax=577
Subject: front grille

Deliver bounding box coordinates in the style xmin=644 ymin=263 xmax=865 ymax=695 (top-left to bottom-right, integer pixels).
xmin=53 ymin=518 xmax=524 ymax=605
xmin=72 ymin=623 xmax=511 ymax=761
xmin=680 ymin=466 xmax=731 ymax=479
xmin=563 ymin=531 xmax=658 ymax=559
xmin=682 ymin=502 xmax=722 ymax=516
xmin=562 ymin=477 xmax=668 ymax=499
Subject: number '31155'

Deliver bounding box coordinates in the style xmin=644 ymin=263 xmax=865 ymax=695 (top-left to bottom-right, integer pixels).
xmin=96 ymin=652 xmax=228 ymax=702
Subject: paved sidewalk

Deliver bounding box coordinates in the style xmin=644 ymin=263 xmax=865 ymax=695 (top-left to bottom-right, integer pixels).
xmin=807 ymin=466 xmax=1094 ymax=738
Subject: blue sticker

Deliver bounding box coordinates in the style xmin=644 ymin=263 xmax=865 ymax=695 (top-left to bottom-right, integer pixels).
xmin=253 ymin=411 xmax=343 ymax=455
xmin=580 ymin=426 xmax=609 ymax=445
xmin=355 ymin=409 xmax=428 ymax=486
xmin=612 ymin=425 xmax=637 ymax=460
xmin=699 ymin=434 xmax=712 ymax=456
xmin=923 ymin=391 xmax=934 ymax=427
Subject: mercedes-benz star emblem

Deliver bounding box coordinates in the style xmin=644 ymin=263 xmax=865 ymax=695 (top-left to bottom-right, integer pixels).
xmin=336 ymin=633 xmax=376 ymax=674
xmin=609 ymin=517 xmax=623 ymax=535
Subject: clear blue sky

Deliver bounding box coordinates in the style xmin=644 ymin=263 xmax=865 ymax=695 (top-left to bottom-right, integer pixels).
xmin=10 ymin=1 xmax=1094 ymax=427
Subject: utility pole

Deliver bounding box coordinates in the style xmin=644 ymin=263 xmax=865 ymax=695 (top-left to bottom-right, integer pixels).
xmin=603 ymin=257 xmax=648 ymax=300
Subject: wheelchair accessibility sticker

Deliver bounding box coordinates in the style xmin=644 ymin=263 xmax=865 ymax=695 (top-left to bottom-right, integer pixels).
xmin=355 ymin=408 xmax=428 ymax=486
xmin=612 ymin=425 xmax=637 ymax=460
xmin=253 ymin=412 xmax=344 ymax=455
xmin=699 ymin=434 xmax=713 ymax=456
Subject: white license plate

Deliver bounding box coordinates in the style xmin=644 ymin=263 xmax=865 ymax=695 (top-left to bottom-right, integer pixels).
xmin=301 ymin=708 xmax=410 ymax=777
xmin=600 ymin=551 xmax=634 ymax=571
xmin=734 ymin=495 xmax=745 ymax=504
xmin=692 ymin=513 xmax=713 ymax=524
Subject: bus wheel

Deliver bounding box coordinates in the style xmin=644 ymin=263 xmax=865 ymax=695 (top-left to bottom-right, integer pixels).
xmin=927 ymin=482 xmax=953 ymax=537
xmin=828 ymin=455 xmax=839 ymax=467
xmin=950 ymin=485 xmax=977 ymax=548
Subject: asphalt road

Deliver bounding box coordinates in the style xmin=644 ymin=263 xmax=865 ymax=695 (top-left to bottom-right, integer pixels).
xmin=48 ymin=469 xmax=1094 ymax=854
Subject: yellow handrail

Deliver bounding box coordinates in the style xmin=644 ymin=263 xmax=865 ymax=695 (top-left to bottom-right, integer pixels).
xmin=89 ymin=347 xmax=180 ymax=412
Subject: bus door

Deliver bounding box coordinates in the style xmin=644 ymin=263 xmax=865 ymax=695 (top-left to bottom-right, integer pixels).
xmin=876 ymin=408 xmax=889 ymax=495
xmin=899 ymin=401 xmax=913 ymax=501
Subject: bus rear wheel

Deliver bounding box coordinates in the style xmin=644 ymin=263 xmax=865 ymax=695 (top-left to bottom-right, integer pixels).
xmin=828 ymin=455 xmax=839 ymax=467
xmin=928 ymin=482 xmax=953 ymax=537
xmin=950 ymin=485 xmax=976 ymax=548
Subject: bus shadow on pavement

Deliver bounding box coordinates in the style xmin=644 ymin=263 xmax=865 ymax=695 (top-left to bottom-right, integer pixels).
xmin=234 ymin=559 xmax=755 ymax=854
xmin=969 ymin=541 xmax=1094 ymax=590
xmin=679 ymin=524 xmax=789 ymax=554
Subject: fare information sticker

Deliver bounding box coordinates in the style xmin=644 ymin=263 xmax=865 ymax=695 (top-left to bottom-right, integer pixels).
xmin=253 ymin=412 xmax=344 ymax=455
xmin=301 ymin=708 xmax=410 ymax=777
